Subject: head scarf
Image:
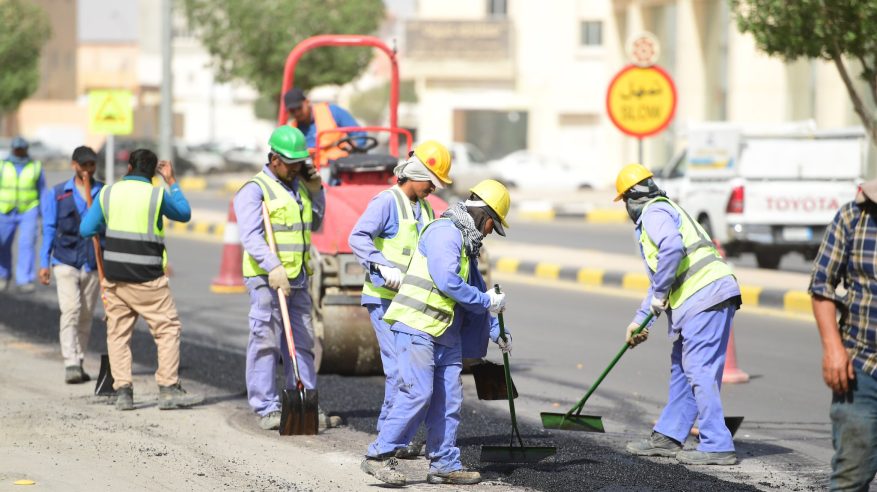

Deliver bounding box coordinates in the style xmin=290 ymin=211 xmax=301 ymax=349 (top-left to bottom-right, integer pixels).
xmin=441 ymin=201 xmax=484 ymax=257
xmin=393 ymin=155 xmax=443 ymax=188
xmin=624 ymin=177 xmax=667 ymax=222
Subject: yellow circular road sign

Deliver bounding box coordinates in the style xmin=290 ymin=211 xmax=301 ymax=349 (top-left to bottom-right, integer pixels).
xmin=606 ymin=65 xmax=677 ymax=138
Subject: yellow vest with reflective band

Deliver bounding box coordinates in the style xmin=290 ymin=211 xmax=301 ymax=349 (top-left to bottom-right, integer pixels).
xmin=0 ymin=160 xmax=42 ymax=213
xmin=383 ymin=219 xmax=470 ymax=338
xmin=242 ymin=171 xmax=313 ymax=278
xmin=640 ymin=197 xmax=735 ymax=309
xmin=99 ymin=179 xmax=166 ymax=283
xmin=362 ymin=186 xmax=435 ymax=301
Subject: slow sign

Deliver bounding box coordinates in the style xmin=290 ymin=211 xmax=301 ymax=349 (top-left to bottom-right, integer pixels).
xmin=606 ymin=65 xmax=677 ymax=138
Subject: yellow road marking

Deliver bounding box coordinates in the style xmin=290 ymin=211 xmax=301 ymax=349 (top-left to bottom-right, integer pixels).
xmin=534 ymin=262 xmax=560 ymax=279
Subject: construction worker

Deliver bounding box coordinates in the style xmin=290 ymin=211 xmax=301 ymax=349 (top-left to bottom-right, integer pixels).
xmin=348 ymin=141 xmax=453 ymax=457
xmin=0 ymin=136 xmax=46 ymax=292
xmin=284 ymin=87 xmax=365 ymax=167
xmin=615 ymin=164 xmax=741 ymax=465
xmin=39 ymin=146 xmax=103 ymax=384
xmin=80 ymin=149 xmax=202 ymax=411
xmin=235 ymin=125 xmax=340 ymax=431
xmin=361 ymin=179 xmax=512 ymax=486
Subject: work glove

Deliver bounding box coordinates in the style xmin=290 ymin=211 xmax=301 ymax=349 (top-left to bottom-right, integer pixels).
xmin=496 ymin=334 xmax=512 ymax=354
xmin=268 ymin=265 xmax=291 ymax=297
xmin=626 ymin=322 xmax=649 ymax=348
xmin=487 ymin=290 xmax=506 ymax=314
xmin=301 ymin=163 xmax=322 ymax=194
xmin=649 ymin=295 xmax=668 ymax=317
xmin=378 ymin=265 xmax=403 ymax=290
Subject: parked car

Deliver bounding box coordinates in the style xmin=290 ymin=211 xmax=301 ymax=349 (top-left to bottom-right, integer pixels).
xmin=28 ymin=140 xmax=68 ymax=169
xmin=177 ymin=143 xmax=226 ymax=174
xmin=222 ymin=145 xmax=265 ymax=172
xmin=445 ymin=142 xmax=495 ymax=196
xmin=487 ymin=151 xmax=594 ymax=190
xmin=97 ymin=138 xmax=195 ymax=180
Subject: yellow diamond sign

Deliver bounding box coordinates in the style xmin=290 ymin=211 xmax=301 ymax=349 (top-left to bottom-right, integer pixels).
xmin=88 ymin=90 xmax=133 ymax=135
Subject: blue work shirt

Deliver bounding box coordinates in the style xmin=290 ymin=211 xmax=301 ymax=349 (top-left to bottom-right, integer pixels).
xmin=633 ymin=201 xmax=740 ymax=336
xmin=297 ymin=104 xmax=365 ymax=148
xmin=79 ymin=175 xmax=192 ymax=238
xmin=2 ymin=154 xmax=46 ymax=217
xmin=349 ymin=189 xmax=430 ymax=306
xmin=391 ymin=219 xmax=504 ymax=358
xmin=40 ymin=177 xmax=103 ymax=271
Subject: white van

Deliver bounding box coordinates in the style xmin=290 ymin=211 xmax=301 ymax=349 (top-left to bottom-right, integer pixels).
xmin=655 ymin=122 xmax=866 ymax=269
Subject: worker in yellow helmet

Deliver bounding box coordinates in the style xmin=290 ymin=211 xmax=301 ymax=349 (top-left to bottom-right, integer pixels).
xmin=361 ymin=179 xmax=512 ymax=486
xmin=615 ymin=163 xmax=741 ymax=466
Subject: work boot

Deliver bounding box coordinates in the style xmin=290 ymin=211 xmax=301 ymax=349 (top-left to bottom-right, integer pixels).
xmin=79 ymin=364 xmax=91 ymax=383
xmin=258 ymin=411 xmax=281 ymax=430
xmin=626 ymin=431 xmax=683 ymax=457
xmin=157 ymin=383 xmax=203 ymax=410
xmin=0 ymin=278 xmax=9 ymax=291
xmin=65 ymin=365 xmax=83 ymax=384
xmin=676 ymin=449 xmax=737 ymax=465
xmin=17 ymin=283 xmax=35 ymax=293
xmin=318 ymin=410 xmax=343 ymax=429
xmin=395 ymin=442 xmax=423 ymax=459
xmin=115 ymin=385 xmax=134 ymax=411
xmin=426 ymin=469 xmax=482 ymax=485
xmin=360 ymin=457 xmax=406 ymax=486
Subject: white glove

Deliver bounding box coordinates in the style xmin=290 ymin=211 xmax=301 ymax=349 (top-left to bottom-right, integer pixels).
xmin=649 ymin=295 xmax=668 ymax=317
xmin=497 ymin=334 xmax=512 ymax=354
xmin=378 ymin=265 xmax=403 ymax=290
xmin=268 ymin=265 xmax=291 ymax=297
xmin=626 ymin=322 xmax=649 ymax=348
xmin=487 ymin=290 xmax=506 ymax=314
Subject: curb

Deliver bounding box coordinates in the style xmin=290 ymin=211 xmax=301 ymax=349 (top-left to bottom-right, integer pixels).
xmin=166 ymin=219 xmax=225 ymax=239
xmin=491 ymin=257 xmax=812 ymax=316
xmin=516 ymin=202 xmax=628 ymax=223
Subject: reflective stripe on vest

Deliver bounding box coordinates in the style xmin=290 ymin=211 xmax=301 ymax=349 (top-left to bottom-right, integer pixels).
xmin=362 ymin=186 xmax=436 ymax=300
xmin=383 ymin=219 xmax=470 ymax=338
xmin=0 ymin=160 xmax=42 ymax=213
xmin=100 ymin=180 xmax=166 ymax=282
xmin=241 ymin=171 xmax=313 ymax=278
xmin=639 ymin=197 xmax=735 ymax=309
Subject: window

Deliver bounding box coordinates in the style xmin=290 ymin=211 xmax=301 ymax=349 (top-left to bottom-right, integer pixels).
xmin=487 ymin=0 xmax=507 ymax=17
xmin=580 ymin=20 xmax=603 ymax=47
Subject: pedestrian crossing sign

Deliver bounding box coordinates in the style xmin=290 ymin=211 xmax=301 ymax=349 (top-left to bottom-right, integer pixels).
xmin=88 ymin=90 xmax=133 ymax=135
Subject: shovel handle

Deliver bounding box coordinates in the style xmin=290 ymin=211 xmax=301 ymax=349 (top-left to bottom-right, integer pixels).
xmin=494 ymin=284 xmax=525 ymax=448
xmin=261 ymin=202 xmax=304 ymax=390
xmin=566 ymin=313 xmax=654 ymax=417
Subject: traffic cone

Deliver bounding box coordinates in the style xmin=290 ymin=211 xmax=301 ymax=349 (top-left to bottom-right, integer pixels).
xmin=722 ymin=328 xmax=750 ymax=384
xmin=211 ymin=200 xmax=247 ymax=293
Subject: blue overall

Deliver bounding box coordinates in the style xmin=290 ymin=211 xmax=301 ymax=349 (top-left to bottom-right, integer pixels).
xmin=366 ymin=219 xmax=503 ymax=473
xmin=0 ymin=155 xmax=45 ymax=285
xmin=633 ymin=201 xmax=741 ymax=453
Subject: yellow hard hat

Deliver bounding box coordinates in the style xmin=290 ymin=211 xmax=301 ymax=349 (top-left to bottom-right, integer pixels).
xmin=614 ymin=163 xmax=654 ymax=201
xmin=470 ymin=179 xmax=510 ymax=235
xmin=413 ymin=140 xmax=452 ymax=185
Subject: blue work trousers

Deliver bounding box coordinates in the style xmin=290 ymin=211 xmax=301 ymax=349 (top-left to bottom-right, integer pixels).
xmin=368 ymin=303 xmax=398 ymax=432
xmin=0 ymin=208 xmax=39 ymax=284
xmin=654 ymin=305 xmax=735 ymax=452
xmin=367 ymin=331 xmax=464 ymax=474
xmin=830 ymin=366 xmax=877 ymax=492
xmin=244 ymin=276 xmax=317 ymax=417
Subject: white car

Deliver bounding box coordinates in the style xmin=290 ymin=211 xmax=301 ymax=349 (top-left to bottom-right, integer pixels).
xmin=487 ymin=151 xmax=593 ymax=190
xmin=447 ymin=142 xmax=496 ymax=194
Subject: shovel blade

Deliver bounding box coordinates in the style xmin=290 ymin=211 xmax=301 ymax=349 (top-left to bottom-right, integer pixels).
xmin=540 ymin=412 xmax=605 ymax=432
xmin=471 ymin=361 xmax=518 ymax=401
xmin=280 ymin=388 xmax=319 ymax=435
xmin=480 ymin=445 xmax=557 ymax=463
xmin=94 ymin=354 xmax=116 ymax=396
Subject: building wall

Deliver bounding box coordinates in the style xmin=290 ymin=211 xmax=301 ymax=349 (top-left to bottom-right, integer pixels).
xmin=32 ymin=0 xmax=78 ymax=100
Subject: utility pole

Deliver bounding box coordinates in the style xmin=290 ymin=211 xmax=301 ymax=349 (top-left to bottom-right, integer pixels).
xmin=159 ymin=0 xmax=173 ymax=162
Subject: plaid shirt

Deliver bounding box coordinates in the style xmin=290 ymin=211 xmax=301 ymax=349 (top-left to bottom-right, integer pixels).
xmin=809 ymin=201 xmax=877 ymax=376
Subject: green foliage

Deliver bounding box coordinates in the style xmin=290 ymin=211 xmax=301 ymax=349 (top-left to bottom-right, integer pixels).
xmin=182 ymin=0 xmax=385 ymax=119
xmin=348 ymin=81 xmax=417 ymax=125
xmin=0 ymin=0 xmax=51 ymax=112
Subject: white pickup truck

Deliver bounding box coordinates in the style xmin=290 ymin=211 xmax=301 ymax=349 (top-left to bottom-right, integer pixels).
xmin=655 ymin=122 xmax=867 ymax=269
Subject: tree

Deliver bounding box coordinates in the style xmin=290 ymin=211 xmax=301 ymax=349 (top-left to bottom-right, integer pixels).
xmin=0 ymin=0 xmax=51 ymax=113
xmin=731 ymin=0 xmax=877 ymax=142
xmin=182 ymin=0 xmax=385 ymax=119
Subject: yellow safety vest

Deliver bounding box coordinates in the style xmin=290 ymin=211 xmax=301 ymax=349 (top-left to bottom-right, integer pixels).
xmin=242 ymin=171 xmax=313 ymax=278
xmin=640 ymin=197 xmax=735 ymax=309
xmin=362 ymin=186 xmax=435 ymax=301
xmin=99 ymin=179 xmax=166 ymax=283
xmin=0 ymin=160 xmax=42 ymax=213
xmin=383 ymin=219 xmax=470 ymax=338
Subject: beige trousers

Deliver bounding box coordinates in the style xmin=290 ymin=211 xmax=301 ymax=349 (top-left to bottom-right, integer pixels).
xmin=54 ymin=264 xmax=101 ymax=367
xmin=102 ymin=275 xmax=182 ymax=389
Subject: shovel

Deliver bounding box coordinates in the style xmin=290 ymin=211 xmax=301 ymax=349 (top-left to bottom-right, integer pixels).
xmin=480 ymin=285 xmax=556 ymax=463
xmin=261 ymin=203 xmax=319 ymax=435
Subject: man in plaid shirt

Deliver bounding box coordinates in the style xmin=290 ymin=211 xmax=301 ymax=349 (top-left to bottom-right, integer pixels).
xmin=809 ymin=180 xmax=877 ymax=491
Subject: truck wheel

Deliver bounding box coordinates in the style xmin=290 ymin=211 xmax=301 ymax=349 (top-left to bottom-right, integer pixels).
xmin=755 ymin=251 xmax=782 ymax=270
xmin=698 ymin=214 xmax=713 ymax=237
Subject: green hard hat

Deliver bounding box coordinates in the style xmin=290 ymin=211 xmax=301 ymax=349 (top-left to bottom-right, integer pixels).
xmin=268 ymin=126 xmax=309 ymax=162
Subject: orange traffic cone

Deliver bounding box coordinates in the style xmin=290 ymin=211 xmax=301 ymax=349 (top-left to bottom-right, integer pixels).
xmin=211 ymin=200 xmax=247 ymax=293
xmin=722 ymin=328 xmax=749 ymax=384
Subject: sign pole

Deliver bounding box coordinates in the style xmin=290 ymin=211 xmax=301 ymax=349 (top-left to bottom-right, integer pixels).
xmin=106 ymin=134 xmax=115 ymax=185
xmin=638 ymin=138 xmax=643 ymax=165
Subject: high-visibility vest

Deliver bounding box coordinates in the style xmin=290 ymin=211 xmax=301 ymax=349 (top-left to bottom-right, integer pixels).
xmin=640 ymin=197 xmax=735 ymax=309
xmin=242 ymin=171 xmax=313 ymax=278
xmin=362 ymin=186 xmax=435 ymax=301
xmin=290 ymin=102 xmax=349 ymax=167
xmin=99 ymin=180 xmax=166 ymax=283
xmin=383 ymin=219 xmax=470 ymax=338
xmin=0 ymin=160 xmax=42 ymax=214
